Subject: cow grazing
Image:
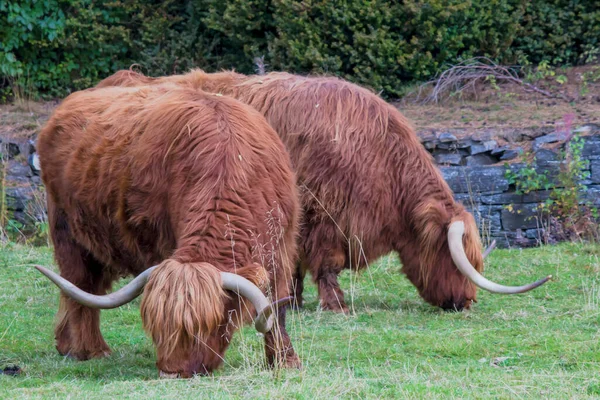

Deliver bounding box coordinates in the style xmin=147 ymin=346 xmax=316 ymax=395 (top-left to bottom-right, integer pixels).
xmin=96 ymin=70 xmax=551 ymax=313
xmin=35 ymin=83 xmax=301 ymax=377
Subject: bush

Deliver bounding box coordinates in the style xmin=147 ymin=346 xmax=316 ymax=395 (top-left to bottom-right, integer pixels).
xmin=1 ymin=0 xmax=599 ymax=99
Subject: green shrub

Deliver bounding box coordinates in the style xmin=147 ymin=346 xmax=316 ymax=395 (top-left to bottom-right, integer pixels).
xmin=268 ymin=0 xmax=525 ymax=97
xmin=1 ymin=0 xmax=599 ymax=99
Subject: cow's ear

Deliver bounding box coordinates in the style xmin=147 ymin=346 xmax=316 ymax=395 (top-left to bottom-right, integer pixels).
xmin=412 ymin=199 xmax=450 ymax=245
xmin=451 ymin=212 xmax=484 ymax=272
xmin=412 ymin=199 xmax=450 ymax=287
xmin=233 ymin=263 xmax=270 ymax=291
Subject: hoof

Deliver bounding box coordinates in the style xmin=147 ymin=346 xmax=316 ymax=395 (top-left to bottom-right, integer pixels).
xmin=159 ymin=370 xmax=181 ymax=379
xmin=283 ymin=355 xmax=303 ymax=370
xmin=320 ymin=301 xmax=349 ymax=314
xmin=57 ymin=346 xmax=111 ymax=361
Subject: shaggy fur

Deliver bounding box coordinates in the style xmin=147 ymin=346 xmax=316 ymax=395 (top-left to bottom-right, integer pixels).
xmin=37 ymin=84 xmax=300 ymax=377
xmin=96 ymin=70 xmax=485 ymax=313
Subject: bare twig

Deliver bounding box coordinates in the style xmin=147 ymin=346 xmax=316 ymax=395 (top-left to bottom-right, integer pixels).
xmin=254 ymin=56 xmax=267 ymax=75
xmin=412 ymin=57 xmax=572 ymax=104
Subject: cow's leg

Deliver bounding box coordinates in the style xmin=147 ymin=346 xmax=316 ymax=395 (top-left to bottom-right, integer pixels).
xmin=305 ymin=240 xmax=348 ymax=312
xmin=314 ymin=248 xmax=348 ymax=313
xmin=264 ymin=305 xmax=301 ymax=369
xmin=301 ymin=215 xmax=349 ymax=313
xmin=49 ymin=205 xmax=112 ymax=360
xmin=291 ymin=260 xmax=306 ymax=309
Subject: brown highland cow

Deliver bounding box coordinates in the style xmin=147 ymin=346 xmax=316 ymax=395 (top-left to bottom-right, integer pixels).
xmin=96 ymin=69 xmax=550 ymax=313
xmin=35 ymin=83 xmax=301 ymax=377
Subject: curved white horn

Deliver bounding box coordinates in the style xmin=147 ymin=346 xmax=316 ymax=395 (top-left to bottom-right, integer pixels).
xmin=447 ymin=222 xmax=551 ymax=294
xmin=35 ymin=265 xmax=282 ymax=332
xmin=35 ymin=265 xmax=156 ymax=309
xmin=220 ymin=272 xmax=291 ymax=333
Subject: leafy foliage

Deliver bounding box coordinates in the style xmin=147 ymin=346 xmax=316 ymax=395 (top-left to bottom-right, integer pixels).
xmin=1 ymin=0 xmax=599 ymax=99
xmin=504 ymin=131 xmax=599 ymax=243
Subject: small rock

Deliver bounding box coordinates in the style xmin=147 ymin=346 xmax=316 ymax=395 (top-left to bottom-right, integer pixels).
xmin=573 ymin=124 xmax=599 ymax=134
xmin=464 ymin=153 xmax=497 ymax=166
xmin=28 ymin=139 xmax=37 ymax=154
xmin=438 ymin=132 xmax=458 ymax=143
xmin=471 ymin=131 xmax=493 ymax=141
xmin=434 ymin=153 xmax=462 ymax=165
xmin=535 ymin=149 xmax=560 ymax=166
xmin=500 ymin=148 xmax=522 ymax=161
xmin=491 ymin=357 xmax=510 ymax=367
xmin=490 ymin=145 xmax=509 ymax=156
xmin=5 ymin=186 xmax=36 ymax=211
xmin=423 ymin=141 xmax=437 ymax=150
xmin=533 ymin=132 xmax=565 ymax=150
xmin=591 ymin=161 xmax=600 ymax=184
xmin=8 ymin=143 xmax=20 ymax=158
xmin=28 ymin=153 xmax=41 ymax=175
xmin=583 ymin=136 xmax=600 ymax=159
xmin=469 ymin=140 xmax=498 ymax=155
xmin=418 ymin=132 xmax=436 ymax=143
xmin=534 ymin=148 xmax=559 ymax=163
xmin=522 ymin=127 xmax=552 ymax=140
xmin=6 ymin=161 xmax=31 ymax=178
xmin=525 ymin=228 xmax=545 ymax=240
xmin=437 ymin=141 xmax=471 ymax=150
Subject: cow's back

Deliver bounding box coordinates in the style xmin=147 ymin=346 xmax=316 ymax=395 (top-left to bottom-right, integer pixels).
xmin=38 ymin=85 xmax=298 ymax=279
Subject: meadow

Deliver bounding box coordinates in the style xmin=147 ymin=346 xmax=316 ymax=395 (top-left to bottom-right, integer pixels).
xmin=0 ymin=242 xmax=599 ymax=399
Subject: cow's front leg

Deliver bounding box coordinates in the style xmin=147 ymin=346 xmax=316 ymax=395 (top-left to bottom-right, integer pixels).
xmin=50 ymin=205 xmax=112 ymax=360
xmin=264 ymin=305 xmax=301 ymax=369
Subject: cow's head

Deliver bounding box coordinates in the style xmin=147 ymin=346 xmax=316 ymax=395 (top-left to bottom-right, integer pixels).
xmin=401 ymin=201 xmax=551 ymax=311
xmin=36 ymin=260 xmax=283 ymax=377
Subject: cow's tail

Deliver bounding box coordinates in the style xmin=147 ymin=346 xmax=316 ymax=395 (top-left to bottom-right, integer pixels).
xmin=140 ymin=259 xmax=226 ymax=359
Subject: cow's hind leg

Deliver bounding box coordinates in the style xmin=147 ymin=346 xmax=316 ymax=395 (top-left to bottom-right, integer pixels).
xmin=306 ymin=241 xmax=349 ymax=313
xmin=314 ymin=249 xmax=348 ymax=313
xmin=264 ymin=305 xmax=301 ymax=369
xmin=301 ymin=216 xmax=349 ymax=313
xmin=50 ymin=206 xmax=112 ymax=360
xmin=291 ymin=259 xmax=307 ymax=310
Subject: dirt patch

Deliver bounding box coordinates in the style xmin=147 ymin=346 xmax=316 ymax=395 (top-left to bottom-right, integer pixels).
xmin=399 ymin=99 xmax=600 ymax=131
xmin=1 ymin=365 xmax=22 ymax=376
xmin=397 ymin=64 xmax=600 ymax=130
xmin=2 ymin=65 xmax=599 ymax=140
xmin=0 ymin=101 xmax=57 ymax=141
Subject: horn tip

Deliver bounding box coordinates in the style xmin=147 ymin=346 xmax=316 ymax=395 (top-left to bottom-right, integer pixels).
xmin=34 ymin=265 xmax=51 ymax=275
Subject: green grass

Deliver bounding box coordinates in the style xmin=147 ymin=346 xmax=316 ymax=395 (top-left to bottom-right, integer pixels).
xmin=1 ymin=242 xmax=599 ymax=399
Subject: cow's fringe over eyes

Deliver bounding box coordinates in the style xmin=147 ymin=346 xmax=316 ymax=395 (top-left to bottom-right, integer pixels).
xmin=140 ymin=260 xmax=226 ymax=360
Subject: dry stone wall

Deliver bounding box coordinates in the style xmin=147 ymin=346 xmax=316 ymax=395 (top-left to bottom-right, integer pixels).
xmin=1 ymin=124 xmax=599 ymax=247
xmin=419 ymin=124 xmax=600 ymax=248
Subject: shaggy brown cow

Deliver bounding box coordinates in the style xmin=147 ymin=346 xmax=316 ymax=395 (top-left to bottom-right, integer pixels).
xmin=96 ymin=70 xmax=550 ymax=313
xmin=35 ymin=83 xmax=301 ymax=377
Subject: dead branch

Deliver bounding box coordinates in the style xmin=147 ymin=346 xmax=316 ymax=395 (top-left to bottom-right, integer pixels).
xmin=411 ymin=57 xmax=572 ymax=104
xmin=254 ymin=56 xmax=267 ymax=75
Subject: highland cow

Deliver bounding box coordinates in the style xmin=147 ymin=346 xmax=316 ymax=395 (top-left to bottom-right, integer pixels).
xmin=96 ymin=70 xmax=550 ymax=313
xmin=35 ymin=84 xmax=301 ymax=377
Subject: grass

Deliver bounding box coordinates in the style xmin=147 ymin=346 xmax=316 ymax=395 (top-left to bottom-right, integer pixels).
xmin=0 ymin=242 xmax=599 ymax=399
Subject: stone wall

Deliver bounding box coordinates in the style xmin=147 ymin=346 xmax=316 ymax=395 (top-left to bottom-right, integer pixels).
xmin=0 ymin=138 xmax=45 ymax=230
xmin=1 ymin=124 xmax=599 ymax=247
xmin=419 ymin=124 xmax=600 ymax=247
